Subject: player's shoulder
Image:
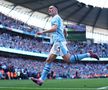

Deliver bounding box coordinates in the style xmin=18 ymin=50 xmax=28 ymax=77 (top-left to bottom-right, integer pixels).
xmin=53 ymin=14 xmax=61 ymax=20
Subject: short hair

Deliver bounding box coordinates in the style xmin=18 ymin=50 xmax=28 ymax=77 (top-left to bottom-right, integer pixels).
xmin=49 ymin=5 xmax=58 ymax=11
xmin=53 ymin=5 xmax=58 ymax=9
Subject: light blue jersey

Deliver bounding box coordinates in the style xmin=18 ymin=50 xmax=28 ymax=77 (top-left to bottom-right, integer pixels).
xmin=50 ymin=14 xmax=68 ymax=56
xmin=51 ymin=14 xmax=66 ymax=43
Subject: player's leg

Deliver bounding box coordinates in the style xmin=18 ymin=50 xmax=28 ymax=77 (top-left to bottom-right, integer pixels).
xmin=31 ymin=43 xmax=59 ymax=86
xmin=60 ymin=42 xmax=99 ymax=63
xmin=39 ymin=42 xmax=60 ymax=81
xmin=62 ymin=53 xmax=91 ymax=63
xmin=31 ymin=54 xmax=56 ymax=86
xmin=40 ymin=54 xmax=57 ymax=81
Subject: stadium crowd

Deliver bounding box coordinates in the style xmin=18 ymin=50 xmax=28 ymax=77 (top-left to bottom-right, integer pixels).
xmin=0 ymin=12 xmax=39 ymax=34
xmin=0 ymin=12 xmax=108 ymax=80
xmin=0 ymin=12 xmax=108 ymax=57
xmin=0 ymin=32 xmax=108 ymax=57
xmin=0 ymin=56 xmax=108 ymax=80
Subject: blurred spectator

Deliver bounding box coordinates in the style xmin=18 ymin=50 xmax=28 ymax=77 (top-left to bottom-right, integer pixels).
xmin=0 ymin=56 xmax=108 ymax=80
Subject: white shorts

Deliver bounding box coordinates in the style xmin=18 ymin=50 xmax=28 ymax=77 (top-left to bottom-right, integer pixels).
xmin=50 ymin=41 xmax=68 ymax=56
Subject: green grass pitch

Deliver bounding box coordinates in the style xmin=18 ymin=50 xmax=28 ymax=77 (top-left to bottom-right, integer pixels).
xmin=0 ymin=78 xmax=108 ymax=90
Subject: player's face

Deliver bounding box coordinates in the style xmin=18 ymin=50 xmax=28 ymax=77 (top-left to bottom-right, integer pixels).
xmin=48 ymin=6 xmax=56 ymax=16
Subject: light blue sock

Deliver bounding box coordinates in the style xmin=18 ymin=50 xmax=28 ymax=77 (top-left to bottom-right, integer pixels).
xmin=40 ymin=63 xmax=52 ymax=81
xmin=70 ymin=53 xmax=89 ymax=63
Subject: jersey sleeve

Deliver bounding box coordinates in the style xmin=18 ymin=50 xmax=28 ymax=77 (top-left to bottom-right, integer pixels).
xmin=51 ymin=15 xmax=59 ymax=26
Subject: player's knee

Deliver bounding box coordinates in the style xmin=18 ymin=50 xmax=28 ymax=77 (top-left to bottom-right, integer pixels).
xmin=46 ymin=59 xmax=52 ymax=63
xmin=64 ymin=59 xmax=70 ymax=63
xmin=62 ymin=54 xmax=70 ymax=63
xmin=46 ymin=54 xmax=56 ymax=63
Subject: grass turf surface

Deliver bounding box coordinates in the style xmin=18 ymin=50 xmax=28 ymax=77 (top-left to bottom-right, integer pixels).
xmin=0 ymin=78 xmax=108 ymax=90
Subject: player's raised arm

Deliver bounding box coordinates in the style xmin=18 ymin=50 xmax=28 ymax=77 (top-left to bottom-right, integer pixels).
xmin=37 ymin=24 xmax=57 ymax=35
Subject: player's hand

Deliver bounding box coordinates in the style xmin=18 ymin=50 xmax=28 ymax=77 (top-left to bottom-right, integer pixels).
xmin=37 ymin=32 xmax=43 ymax=35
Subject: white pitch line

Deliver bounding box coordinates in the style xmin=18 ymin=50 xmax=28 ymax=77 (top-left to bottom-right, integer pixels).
xmin=97 ymin=86 xmax=108 ymax=90
xmin=0 ymin=87 xmax=97 ymax=90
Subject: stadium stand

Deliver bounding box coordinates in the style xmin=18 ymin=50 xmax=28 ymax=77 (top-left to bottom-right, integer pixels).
xmin=0 ymin=2 xmax=108 ymax=81
xmin=0 ymin=56 xmax=108 ymax=80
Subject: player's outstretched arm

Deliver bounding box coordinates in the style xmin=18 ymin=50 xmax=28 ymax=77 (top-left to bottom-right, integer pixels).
xmin=37 ymin=24 xmax=57 ymax=35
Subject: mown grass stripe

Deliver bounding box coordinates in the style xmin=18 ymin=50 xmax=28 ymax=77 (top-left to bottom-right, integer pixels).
xmin=0 ymin=87 xmax=97 ymax=90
